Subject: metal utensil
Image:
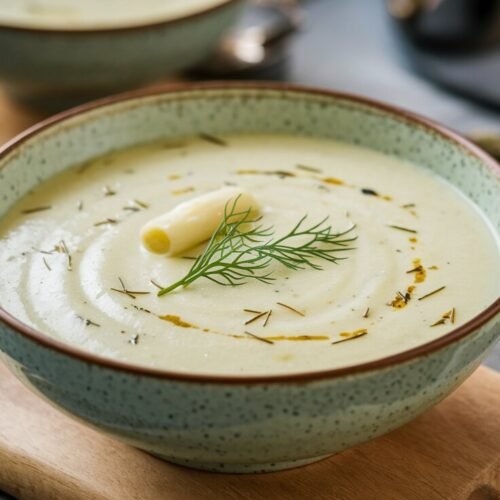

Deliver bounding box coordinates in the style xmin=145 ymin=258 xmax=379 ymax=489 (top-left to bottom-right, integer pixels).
xmin=191 ymin=0 xmax=304 ymax=77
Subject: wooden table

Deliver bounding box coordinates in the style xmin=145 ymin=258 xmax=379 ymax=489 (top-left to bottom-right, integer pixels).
xmin=0 ymin=89 xmax=46 ymax=145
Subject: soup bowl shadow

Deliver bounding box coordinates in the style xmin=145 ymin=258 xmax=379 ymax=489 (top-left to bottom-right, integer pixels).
xmin=0 ymin=83 xmax=498 ymax=473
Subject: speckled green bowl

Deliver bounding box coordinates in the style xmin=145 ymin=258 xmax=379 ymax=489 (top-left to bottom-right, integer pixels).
xmin=0 ymin=1 xmax=242 ymax=109
xmin=0 ymin=83 xmax=499 ymax=473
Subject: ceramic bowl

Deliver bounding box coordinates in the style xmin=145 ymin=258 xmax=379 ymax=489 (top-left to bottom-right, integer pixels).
xmin=0 ymin=83 xmax=498 ymax=473
xmin=0 ymin=1 xmax=242 ymax=109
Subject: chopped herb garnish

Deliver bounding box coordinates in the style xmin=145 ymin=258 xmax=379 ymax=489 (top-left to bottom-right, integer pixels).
xmin=430 ymin=307 xmax=455 ymax=327
xmin=277 ymin=302 xmax=305 ymax=317
xmin=110 ymin=288 xmax=150 ymax=298
xmin=59 ymin=239 xmax=72 ymax=271
xmin=266 ymin=335 xmax=328 ymax=341
xmin=275 ymin=170 xmax=296 ymax=178
xmin=114 ymin=277 xmax=135 ymax=299
xmin=131 ymin=304 xmax=152 ymax=314
xmin=332 ymin=329 xmax=368 ymax=344
xmin=123 ymin=205 xmax=140 ymax=212
xmin=389 ymin=286 xmax=415 ymax=309
xmin=402 ymin=203 xmax=416 ymax=209
xmin=42 ymin=257 xmax=51 ymax=271
xmin=418 ymin=286 xmax=446 ymax=301
xmin=134 ymin=199 xmax=149 ymax=209
xmin=103 ymin=185 xmax=116 ymax=196
xmin=363 ymin=307 xmax=370 ymax=318
xmin=263 ymin=310 xmax=272 ymax=327
xmin=199 ymin=133 xmax=227 ymax=147
xmin=431 ymin=318 xmax=446 ymax=327
xmin=361 ymin=188 xmax=378 ymax=196
xmin=244 ymin=309 xmax=263 ymax=314
xmin=32 ymin=246 xmax=56 ymax=255
xmin=21 ymin=206 xmax=52 ymax=214
xmin=150 ymin=279 xmax=164 ymax=290
xmin=129 ymin=334 xmax=140 ymax=345
xmin=244 ymin=330 xmax=274 ymax=345
xmin=387 ymin=225 xmax=418 ymax=234
xmin=406 ymin=265 xmax=423 ymax=274
xmin=94 ymin=218 xmax=118 ymax=226
xmin=157 ymin=197 xmax=356 ymax=296
xmin=296 ymin=164 xmax=322 ymax=173
xmin=407 ymin=259 xmax=426 ymax=283
xmin=237 ymin=169 xmax=295 ymax=178
xmin=245 ymin=311 xmax=268 ymax=325
xmin=111 ymin=277 xmax=150 ymax=299
xmin=77 ymin=315 xmax=100 ymax=327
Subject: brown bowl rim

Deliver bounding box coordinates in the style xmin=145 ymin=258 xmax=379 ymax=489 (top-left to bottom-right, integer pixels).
xmin=0 ymin=81 xmax=498 ymax=384
xmin=0 ymin=0 xmax=238 ymax=34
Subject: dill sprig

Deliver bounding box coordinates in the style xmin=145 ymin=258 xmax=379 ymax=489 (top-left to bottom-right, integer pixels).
xmin=158 ymin=197 xmax=356 ymax=296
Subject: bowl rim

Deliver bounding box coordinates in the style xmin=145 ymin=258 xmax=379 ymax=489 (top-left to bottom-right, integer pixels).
xmin=0 ymin=0 xmax=238 ymax=34
xmin=0 ymin=81 xmax=498 ymax=384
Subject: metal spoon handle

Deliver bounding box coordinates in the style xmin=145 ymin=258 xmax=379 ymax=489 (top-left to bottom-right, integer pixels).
xmin=249 ymin=0 xmax=304 ymax=47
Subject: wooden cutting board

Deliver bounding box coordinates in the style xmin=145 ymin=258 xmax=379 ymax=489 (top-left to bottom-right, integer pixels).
xmin=0 ymin=361 xmax=499 ymax=500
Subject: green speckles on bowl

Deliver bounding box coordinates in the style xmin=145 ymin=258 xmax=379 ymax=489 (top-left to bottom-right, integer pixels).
xmin=0 ymin=84 xmax=498 ymax=472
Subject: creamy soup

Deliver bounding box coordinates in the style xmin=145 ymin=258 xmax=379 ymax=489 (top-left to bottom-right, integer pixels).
xmin=0 ymin=0 xmax=228 ymax=29
xmin=0 ymin=135 xmax=498 ymax=375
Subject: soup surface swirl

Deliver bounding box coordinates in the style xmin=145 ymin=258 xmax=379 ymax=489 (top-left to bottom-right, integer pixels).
xmin=0 ymin=135 xmax=498 ymax=375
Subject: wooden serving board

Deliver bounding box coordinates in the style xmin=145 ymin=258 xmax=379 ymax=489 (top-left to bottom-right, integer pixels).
xmin=0 ymin=90 xmax=46 ymax=145
xmin=0 ymin=361 xmax=499 ymax=500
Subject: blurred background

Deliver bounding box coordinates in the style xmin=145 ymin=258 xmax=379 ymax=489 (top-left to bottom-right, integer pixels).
xmin=0 ymin=0 xmax=499 ymax=135
xmin=0 ymin=0 xmax=499 ymax=134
